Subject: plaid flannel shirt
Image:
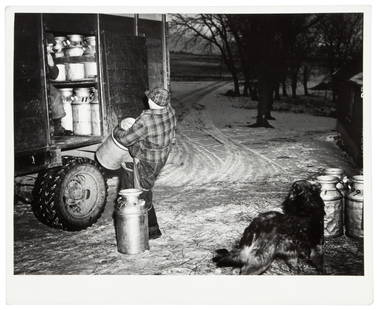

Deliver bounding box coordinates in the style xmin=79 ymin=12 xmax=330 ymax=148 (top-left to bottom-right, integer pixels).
xmin=113 ymin=105 xmax=177 ymax=163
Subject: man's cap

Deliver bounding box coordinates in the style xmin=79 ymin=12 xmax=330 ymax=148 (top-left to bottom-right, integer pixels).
xmin=145 ymin=87 xmax=170 ymax=107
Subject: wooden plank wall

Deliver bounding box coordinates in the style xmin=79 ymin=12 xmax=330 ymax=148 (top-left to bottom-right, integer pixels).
xmin=335 ymin=81 xmax=363 ymax=165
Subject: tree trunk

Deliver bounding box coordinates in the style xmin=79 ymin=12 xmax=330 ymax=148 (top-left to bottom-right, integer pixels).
xmin=243 ymin=79 xmax=250 ymax=96
xmin=266 ymin=80 xmax=275 ymax=120
xmin=248 ymin=75 xmax=274 ymax=128
xmin=233 ymin=75 xmax=240 ymax=96
xmin=221 ymin=51 xmax=240 ymax=96
xmin=242 ymin=69 xmax=251 ymax=97
xmin=230 ymin=69 xmax=240 ymax=96
xmin=282 ymin=78 xmax=288 ymax=97
xmin=274 ymin=82 xmax=280 ymax=100
xmin=250 ymin=82 xmax=259 ymax=100
xmin=303 ymin=65 xmax=309 ymax=96
xmin=291 ymin=70 xmax=298 ymax=98
xmin=332 ymin=86 xmax=336 ymax=102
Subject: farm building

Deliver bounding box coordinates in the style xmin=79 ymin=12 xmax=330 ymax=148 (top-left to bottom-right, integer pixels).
xmin=333 ymin=57 xmax=363 ymax=167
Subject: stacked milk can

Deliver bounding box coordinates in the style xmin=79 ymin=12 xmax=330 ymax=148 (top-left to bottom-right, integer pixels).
xmin=51 ymin=34 xmax=97 ymax=81
xmin=53 ymin=34 xmax=97 ymax=81
xmin=59 ymin=87 xmax=101 ymax=136
xmin=47 ymin=33 xmax=101 ymax=136
xmin=316 ymin=168 xmax=364 ymax=239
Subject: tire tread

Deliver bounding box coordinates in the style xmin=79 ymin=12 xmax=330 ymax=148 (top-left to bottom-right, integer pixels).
xmin=32 ymin=156 xmax=108 ymax=231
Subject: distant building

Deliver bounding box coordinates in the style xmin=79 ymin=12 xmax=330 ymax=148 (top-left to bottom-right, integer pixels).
xmin=333 ymin=58 xmax=363 ymax=167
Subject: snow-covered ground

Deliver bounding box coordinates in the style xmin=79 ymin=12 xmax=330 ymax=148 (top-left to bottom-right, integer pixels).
xmin=13 ymin=81 xmax=363 ymax=275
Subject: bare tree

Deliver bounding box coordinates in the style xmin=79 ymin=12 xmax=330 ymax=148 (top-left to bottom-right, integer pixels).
xmin=231 ymin=14 xmax=290 ymax=127
xmin=281 ymin=14 xmax=323 ymax=98
xmin=316 ymin=13 xmax=363 ymax=101
xmin=225 ymin=15 xmax=253 ymax=96
xmin=171 ymin=14 xmax=241 ymax=95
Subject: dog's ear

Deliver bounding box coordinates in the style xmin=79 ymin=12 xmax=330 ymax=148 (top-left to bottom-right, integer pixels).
xmin=307 ymin=180 xmax=322 ymax=193
xmin=310 ymin=182 xmax=322 ymax=195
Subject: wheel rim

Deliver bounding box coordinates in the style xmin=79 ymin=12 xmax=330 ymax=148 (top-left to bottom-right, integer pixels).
xmin=63 ymin=172 xmax=99 ymax=218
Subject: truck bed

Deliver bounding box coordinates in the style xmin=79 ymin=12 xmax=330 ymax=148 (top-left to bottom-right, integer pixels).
xmin=53 ymin=135 xmax=104 ymax=150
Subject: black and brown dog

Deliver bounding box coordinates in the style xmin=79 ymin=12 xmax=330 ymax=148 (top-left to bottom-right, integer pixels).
xmin=213 ymin=180 xmax=325 ymax=275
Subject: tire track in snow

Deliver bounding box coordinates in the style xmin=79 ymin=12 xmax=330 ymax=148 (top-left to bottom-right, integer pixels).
xmin=157 ymin=82 xmax=291 ymax=187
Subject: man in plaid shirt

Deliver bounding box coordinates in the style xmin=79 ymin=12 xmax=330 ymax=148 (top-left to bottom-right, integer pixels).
xmin=113 ymin=87 xmax=177 ymax=239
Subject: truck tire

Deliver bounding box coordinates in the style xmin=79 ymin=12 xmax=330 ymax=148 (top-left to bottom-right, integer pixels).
xmin=32 ymin=156 xmax=108 ymax=231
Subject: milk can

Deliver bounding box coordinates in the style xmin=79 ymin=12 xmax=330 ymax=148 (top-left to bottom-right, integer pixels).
xmin=114 ymin=188 xmax=149 ymax=254
xmin=90 ymin=88 xmax=101 ymax=136
xmin=71 ymin=88 xmax=92 ymax=135
xmin=95 ymin=118 xmax=135 ymax=170
xmin=65 ymin=46 xmax=85 ymax=57
xmin=74 ymin=87 xmax=92 ymax=101
xmin=53 ymin=36 xmax=66 ymax=58
xmin=67 ymin=63 xmax=85 ymax=81
xmin=53 ymin=64 xmax=66 ymax=81
xmin=317 ymin=175 xmax=343 ymax=238
xmin=59 ymin=88 xmax=74 ymax=131
xmin=67 ymin=34 xmax=84 ymax=45
xmin=84 ymin=36 xmax=96 ymax=56
xmin=324 ymin=168 xmax=348 ymax=221
xmin=65 ymin=34 xmax=85 ymax=57
xmin=84 ymin=61 xmax=97 ymax=78
xmin=345 ymin=175 xmax=364 ymax=239
xmin=324 ymin=168 xmax=347 ymax=198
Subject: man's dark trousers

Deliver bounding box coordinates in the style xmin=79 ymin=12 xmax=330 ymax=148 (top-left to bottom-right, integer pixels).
xmin=120 ymin=160 xmax=166 ymax=235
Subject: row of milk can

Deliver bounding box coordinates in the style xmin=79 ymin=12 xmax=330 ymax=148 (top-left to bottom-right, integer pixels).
xmin=54 ymin=62 xmax=97 ymax=82
xmin=59 ymin=87 xmax=101 ymax=136
xmin=316 ymin=168 xmax=363 ymax=239
xmin=52 ymin=34 xmax=96 ymax=58
xmin=50 ymin=34 xmax=97 ymax=81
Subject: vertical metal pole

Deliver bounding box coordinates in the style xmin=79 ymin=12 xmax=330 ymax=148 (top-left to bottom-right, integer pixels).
xmin=165 ymin=18 xmax=171 ymax=91
xmin=97 ymin=14 xmax=107 ymax=135
xmin=134 ymin=14 xmax=139 ymax=36
xmin=40 ymin=13 xmax=52 ymax=146
xmin=161 ymin=14 xmax=168 ymax=89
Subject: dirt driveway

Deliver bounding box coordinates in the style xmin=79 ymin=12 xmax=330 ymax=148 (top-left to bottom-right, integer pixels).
xmin=13 ymin=81 xmax=363 ymax=275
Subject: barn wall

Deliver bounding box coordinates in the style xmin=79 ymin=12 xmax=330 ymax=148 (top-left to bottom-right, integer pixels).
xmin=335 ymin=81 xmax=363 ymax=166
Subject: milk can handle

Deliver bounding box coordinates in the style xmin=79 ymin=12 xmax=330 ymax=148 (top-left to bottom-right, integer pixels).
xmin=340 ymin=177 xmax=351 ymax=191
xmin=62 ymin=96 xmax=74 ymax=104
xmin=335 ymin=187 xmax=344 ymax=198
xmin=116 ymin=196 xmax=148 ymax=204
xmin=89 ymin=91 xmax=95 ymax=102
xmin=115 ymin=196 xmax=151 ymax=211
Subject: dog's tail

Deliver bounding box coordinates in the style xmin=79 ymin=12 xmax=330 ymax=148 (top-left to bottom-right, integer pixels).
xmin=212 ymin=243 xmax=276 ymax=275
xmin=239 ymin=238 xmax=277 ymax=275
xmin=212 ymin=248 xmax=244 ymax=268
